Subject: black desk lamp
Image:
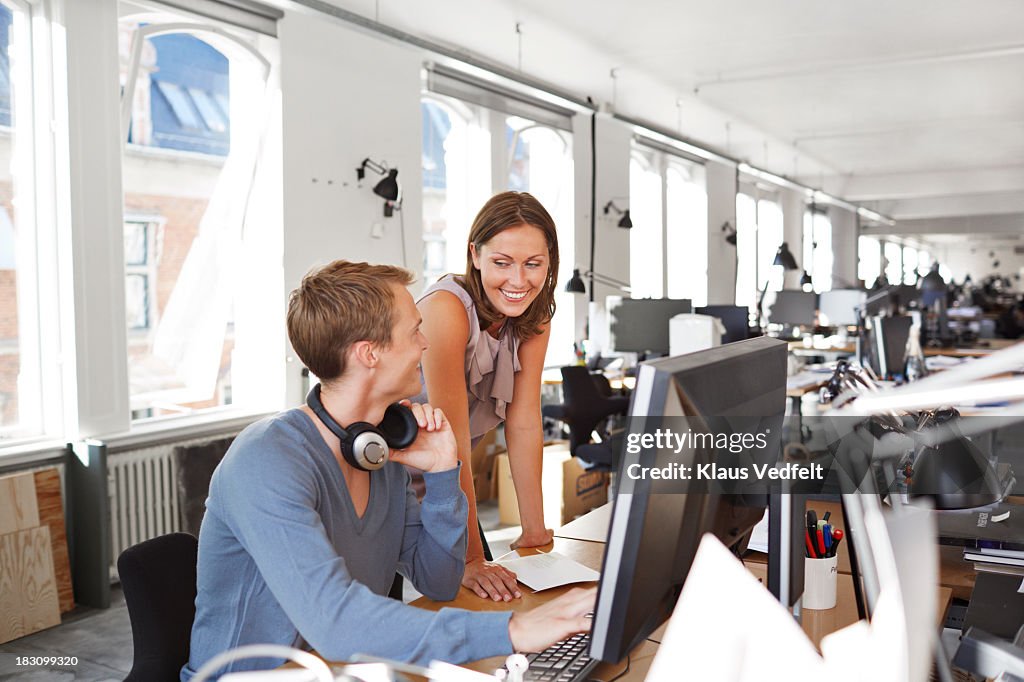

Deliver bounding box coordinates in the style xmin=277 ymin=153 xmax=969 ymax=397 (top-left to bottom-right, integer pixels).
xmin=565 ymin=267 xmax=631 ymax=295
xmin=356 ymin=158 xmax=401 ymax=215
xmin=908 ymin=410 xmax=1004 ymax=510
xmin=602 ymin=200 xmax=632 ymax=229
xmin=757 ymin=242 xmax=800 ymax=328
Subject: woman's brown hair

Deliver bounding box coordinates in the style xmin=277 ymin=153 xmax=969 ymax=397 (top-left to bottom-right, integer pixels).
xmin=462 ymin=191 xmax=559 ymax=340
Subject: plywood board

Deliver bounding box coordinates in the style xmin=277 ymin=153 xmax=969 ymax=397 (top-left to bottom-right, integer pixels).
xmin=0 ymin=473 xmax=40 ymax=535
xmin=33 ymin=469 xmax=74 ymax=613
xmin=0 ymin=526 xmax=61 ymax=643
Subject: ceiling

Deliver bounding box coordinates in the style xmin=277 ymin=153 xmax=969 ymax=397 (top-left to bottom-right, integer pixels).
xmin=481 ymin=0 xmax=1024 ymax=245
xmin=329 ymin=0 xmax=1024 ymax=251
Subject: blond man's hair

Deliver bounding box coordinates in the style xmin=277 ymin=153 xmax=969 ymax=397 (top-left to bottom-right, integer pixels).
xmin=286 ymin=260 xmax=414 ymax=382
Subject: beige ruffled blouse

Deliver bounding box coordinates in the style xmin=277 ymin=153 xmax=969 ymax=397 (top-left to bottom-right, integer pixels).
xmin=414 ymin=275 xmax=522 ymax=443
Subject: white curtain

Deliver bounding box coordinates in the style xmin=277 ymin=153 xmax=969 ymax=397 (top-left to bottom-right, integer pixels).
xmin=149 ymin=39 xmax=272 ymax=398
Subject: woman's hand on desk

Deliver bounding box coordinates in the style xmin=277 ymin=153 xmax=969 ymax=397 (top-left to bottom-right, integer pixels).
xmin=463 ymin=559 xmax=522 ymax=601
xmin=510 ymin=528 xmax=554 ymax=550
xmin=508 ymin=587 xmax=596 ymax=653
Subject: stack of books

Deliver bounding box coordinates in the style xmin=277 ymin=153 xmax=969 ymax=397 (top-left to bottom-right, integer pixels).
xmin=936 ymin=501 xmax=1024 ymax=574
xmin=961 ymin=546 xmax=1024 ymax=572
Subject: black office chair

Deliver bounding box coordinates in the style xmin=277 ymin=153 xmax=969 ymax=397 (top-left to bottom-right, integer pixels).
xmin=118 ymin=532 xmax=198 ymax=682
xmin=542 ymin=366 xmax=630 ymax=470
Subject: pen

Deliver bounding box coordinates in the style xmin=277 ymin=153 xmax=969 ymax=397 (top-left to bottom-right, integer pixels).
xmin=822 ymin=511 xmax=831 ymax=523
xmin=816 ymin=528 xmax=826 ymax=556
xmin=830 ymin=529 xmax=844 ymax=558
xmin=806 ymin=530 xmax=817 ymax=558
xmin=822 ymin=524 xmax=832 ymax=553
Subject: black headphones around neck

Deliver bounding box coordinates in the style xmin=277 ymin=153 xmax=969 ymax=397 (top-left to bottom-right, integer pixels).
xmin=306 ymin=384 xmax=419 ymax=471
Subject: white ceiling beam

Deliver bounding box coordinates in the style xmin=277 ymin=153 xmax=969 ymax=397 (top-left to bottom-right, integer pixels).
xmin=874 ymin=192 xmax=1024 ymax=221
xmin=693 ymin=42 xmax=1024 ymax=91
xmin=861 ymin=213 xmax=1024 ymax=236
xmin=818 ymin=165 xmax=1024 ymax=202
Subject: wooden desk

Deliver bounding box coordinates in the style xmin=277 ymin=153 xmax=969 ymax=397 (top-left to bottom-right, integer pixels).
xmin=743 ymin=562 xmax=951 ymax=650
xmin=769 ymin=499 xmax=978 ymax=600
xmin=410 ymin=502 xmax=952 ymax=680
xmin=541 ymin=368 xmax=635 ymax=392
xmin=411 ymin=537 xmax=640 ymax=680
xmin=923 ymin=338 xmax=1020 ymax=357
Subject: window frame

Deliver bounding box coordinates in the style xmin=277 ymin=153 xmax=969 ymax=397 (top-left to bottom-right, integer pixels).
xmin=0 ymin=0 xmax=61 ymax=446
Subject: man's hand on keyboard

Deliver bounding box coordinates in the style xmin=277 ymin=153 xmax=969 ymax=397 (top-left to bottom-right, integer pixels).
xmin=508 ymin=587 xmax=596 ymax=653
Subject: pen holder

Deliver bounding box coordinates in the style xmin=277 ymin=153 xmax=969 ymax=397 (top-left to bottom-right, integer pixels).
xmin=803 ymin=555 xmax=838 ymax=610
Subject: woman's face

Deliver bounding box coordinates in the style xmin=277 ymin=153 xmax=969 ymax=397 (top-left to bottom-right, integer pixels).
xmin=470 ymin=223 xmax=550 ymax=319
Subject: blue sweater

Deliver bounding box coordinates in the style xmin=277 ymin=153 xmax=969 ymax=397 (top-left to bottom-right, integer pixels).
xmin=181 ymin=409 xmax=513 ymax=680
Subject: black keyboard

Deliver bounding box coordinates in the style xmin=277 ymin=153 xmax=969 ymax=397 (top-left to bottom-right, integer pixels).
xmin=520 ymin=633 xmax=599 ymax=682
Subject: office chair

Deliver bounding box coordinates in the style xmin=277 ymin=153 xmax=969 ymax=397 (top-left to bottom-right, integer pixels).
xmin=118 ymin=532 xmax=198 ymax=682
xmin=542 ymin=366 xmax=630 ymax=470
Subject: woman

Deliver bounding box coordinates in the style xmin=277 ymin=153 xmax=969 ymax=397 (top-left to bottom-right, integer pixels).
xmin=418 ymin=191 xmax=558 ymax=602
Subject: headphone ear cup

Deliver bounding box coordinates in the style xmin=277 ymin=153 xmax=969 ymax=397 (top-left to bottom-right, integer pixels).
xmin=379 ymin=403 xmax=419 ymax=450
xmin=344 ymin=422 xmax=390 ymax=471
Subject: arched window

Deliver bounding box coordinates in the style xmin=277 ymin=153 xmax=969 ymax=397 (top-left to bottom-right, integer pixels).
xmin=666 ymin=158 xmax=707 ymax=305
xmin=504 ymin=118 xmax=575 ymax=365
xmin=629 ymin=148 xmax=663 ymax=299
xmin=420 ymin=95 xmax=488 ymax=286
xmin=0 ymin=0 xmax=49 ymax=440
xmin=119 ymin=8 xmax=281 ymax=422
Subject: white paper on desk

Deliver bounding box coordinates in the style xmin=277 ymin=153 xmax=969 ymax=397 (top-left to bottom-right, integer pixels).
xmin=647 ymin=534 xmax=826 ymax=682
xmin=746 ymin=514 xmax=770 ymax=553
xmin=925 ymin=355 xmax=966 ymax=370
xmin=495 ymin=551 xmax=599 ymax=592
xmin=648 ymin=531 xmax=933 ymax=682
xmin=787 ymin=371 xmax=825 ymax=390
xmin=555 ymin=503 xmax=611 ymax=543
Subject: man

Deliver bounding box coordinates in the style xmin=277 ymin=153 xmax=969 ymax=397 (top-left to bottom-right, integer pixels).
xmin=182 ymin=260 xmax=593 ymax=680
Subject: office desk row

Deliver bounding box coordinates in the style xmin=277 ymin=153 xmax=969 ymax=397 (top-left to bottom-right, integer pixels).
xmin=403 ymin=503 xmax=953 ymax=680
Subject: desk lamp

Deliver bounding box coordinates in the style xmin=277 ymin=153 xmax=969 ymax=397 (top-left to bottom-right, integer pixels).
xmin=356 ymin=157 xmax=401 ymax=216
xmin=908 ymin=410 xmax=1004 ymax=510
xmin=840 ymin=343 xmax=1024 ymax=510
xmin=564 ymin=268 xmax=631 ymax=295
xmin=602 ymin=200 xmax=632 ymax=228
xmin=756 ymin=242 xmax=800 ymax=328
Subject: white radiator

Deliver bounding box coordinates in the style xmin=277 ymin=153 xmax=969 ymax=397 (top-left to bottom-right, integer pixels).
xmin=107 ymin=445 xmax=182 ymax=576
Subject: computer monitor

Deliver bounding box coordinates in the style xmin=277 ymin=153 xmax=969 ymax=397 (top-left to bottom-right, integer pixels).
xmin=890 ymin=284 xmax=920 ymax=310
xmin=606 ymin=296 xmax=692 ymax=356
xmin=767 ymin=290 xmax=817 ymax=327
xmin=818 ymin=289 xmax=866 ymax=327
xmin=867 ymin=315 xmax=912 ymax=379
xmin=588 ymin=337 xmax=790 ymax=663
xmin=695 ymin=305 xmax=749 ymax=344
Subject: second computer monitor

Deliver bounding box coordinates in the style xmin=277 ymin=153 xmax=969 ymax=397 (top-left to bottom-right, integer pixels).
xmin=694 ymin=305 xmax=749 ymax=344
xmin=767 ymin=290 xmax=817 ymax=327
xmin=818 ymin=289 xmax=866 ymax=327
xmin=588 ymin=337 xmax=789 ymax=664
xmin=607 ymin=296 xmax=692 ymax=355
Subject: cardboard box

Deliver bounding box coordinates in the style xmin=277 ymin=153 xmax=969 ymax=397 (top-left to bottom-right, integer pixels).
xmin=471 ymin=429 xmax=504 ymax=503
xmin=496 ymin=442 xmax=608 ymax=527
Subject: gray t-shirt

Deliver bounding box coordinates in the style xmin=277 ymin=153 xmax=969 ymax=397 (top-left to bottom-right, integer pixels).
xmin=181 ymin=408 xmax=512 ymax=680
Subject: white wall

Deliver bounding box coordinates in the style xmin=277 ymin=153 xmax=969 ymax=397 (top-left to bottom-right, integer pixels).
xmin=933 ymin=245 xmax=1024 ymax=285
xmin=829 ymin=206 xmax=858 ymax=288
xmin=706 ymin=159 xmax=737 ymax=305
xmin=279 ymin=10 xmax=423 ymax=403
xmin=59 ymin=0 xmax=131 ymax=437
xmin=780 ymin=186 xmax=805 ymax=289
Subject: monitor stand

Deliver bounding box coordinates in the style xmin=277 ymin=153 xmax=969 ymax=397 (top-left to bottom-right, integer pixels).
xmin=767 ymin=483 xmax=806 ymax=610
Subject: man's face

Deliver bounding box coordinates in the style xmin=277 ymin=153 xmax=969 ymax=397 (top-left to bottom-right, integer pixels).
xmin=373 ymin=283 xmax=429 ymax=401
